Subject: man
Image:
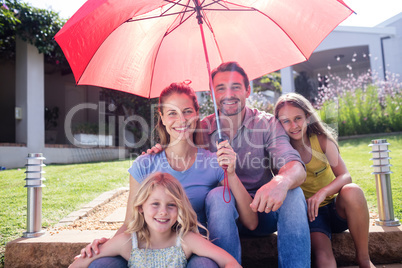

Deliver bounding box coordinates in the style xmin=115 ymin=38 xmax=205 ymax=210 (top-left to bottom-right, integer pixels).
xmin=201 ymin=61 xmax=310 ymax=267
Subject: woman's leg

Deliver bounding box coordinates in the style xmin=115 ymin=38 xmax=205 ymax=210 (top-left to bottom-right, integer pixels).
xmin=88 ymin=256 xmax=127 ymax=268
xmin=311 ymin=232 xmax=336 ymax=268
xmin=336 ymin=183 xmax=374 ymax=268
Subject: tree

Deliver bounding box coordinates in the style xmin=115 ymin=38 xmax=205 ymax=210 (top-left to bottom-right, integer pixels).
xmin=252 ymin=72 xmax=282 ymax=93
xmin=0 ymin=0 xmax=67 ymax=67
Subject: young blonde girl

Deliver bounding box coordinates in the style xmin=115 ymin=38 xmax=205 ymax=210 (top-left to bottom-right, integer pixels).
xmin=274 ymin=93 xmax=374 ymax=268
xmin=70 ymin=172 xmax=241 ymax=268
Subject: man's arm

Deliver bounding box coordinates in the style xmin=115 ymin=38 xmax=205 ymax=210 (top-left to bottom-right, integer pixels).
xmin=250 ymin=160 xmax=306 ymax=213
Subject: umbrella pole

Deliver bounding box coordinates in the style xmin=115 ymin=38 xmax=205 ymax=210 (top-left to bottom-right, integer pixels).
xmin=195 ymin=1 xmax=231 ymax=204
xmin=194 ymin=1 xmax=223 ymax=142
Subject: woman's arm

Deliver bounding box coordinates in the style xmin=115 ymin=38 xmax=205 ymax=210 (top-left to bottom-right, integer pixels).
xmin=117 ymin=175 xmax=141 ymax=235
xmin=70 ymin=233 xmax=131 ymax=268
xmin=182 ymin=232 xmax=241 ymax=268
xmin=216 ymin=140 xmax=258 ymax=230
xmin=307 ymin=135 xmax=352 ymax=221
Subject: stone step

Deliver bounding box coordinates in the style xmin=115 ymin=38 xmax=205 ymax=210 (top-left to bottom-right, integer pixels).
xmin=5 ymin=188 xmax=402 ymax=267
xmin=5 ymin=225 xmax=402 ymax=267
xmin=240 ymin=225 xmax=402 ymax=268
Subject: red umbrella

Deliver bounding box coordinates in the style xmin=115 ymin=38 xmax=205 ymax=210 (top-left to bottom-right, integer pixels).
xmin=55 ymin=0 xmax=353 ymax=140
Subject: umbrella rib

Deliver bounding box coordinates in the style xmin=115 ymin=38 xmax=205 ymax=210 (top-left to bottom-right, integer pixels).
xmin=166 ymin=10 xmax=197 ymax=35
xmin=127 ymin=10 xmax=193 ymax=23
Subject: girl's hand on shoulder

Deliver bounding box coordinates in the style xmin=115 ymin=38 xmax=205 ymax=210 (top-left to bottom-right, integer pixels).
xmin=306 ymin=190 xmax=326 ymax=222
xmin=216 ymin=140 xmax=236 ymax=174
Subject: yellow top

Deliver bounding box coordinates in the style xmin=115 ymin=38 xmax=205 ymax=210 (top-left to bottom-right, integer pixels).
xmin=302 ymin=134 xmax=336 ymax=207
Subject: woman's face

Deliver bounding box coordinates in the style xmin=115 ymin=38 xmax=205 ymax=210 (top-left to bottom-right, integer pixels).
xmin=160 ymin=93 xmax=198 ymax=144
xmin=277 ymin=103 xmax=309 ymax=142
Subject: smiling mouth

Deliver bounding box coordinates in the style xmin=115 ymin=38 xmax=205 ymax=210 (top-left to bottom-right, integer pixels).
xmin=173 ymin=126 xmax=189 ymax=131
xmin=155 ymin=218 xmax=169 ymax=223
xmin=221 ymin=99 xmax=239 ymax=105
xmin=290 ymin=130 xmax=301 ymax=135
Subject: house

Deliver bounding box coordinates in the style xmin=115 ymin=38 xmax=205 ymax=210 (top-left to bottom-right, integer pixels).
xmin=1 ymin=13 xmax=401 ymax=169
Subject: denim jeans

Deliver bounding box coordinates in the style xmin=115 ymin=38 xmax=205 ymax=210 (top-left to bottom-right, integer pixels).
xmin=205 ymin=186 xmax=241 ymax=263
xmin=88 ymin=256 xmax=127 ymax=268
xmin=88 ymin=254 xmax=218 ymax=267
xmin=206 ymin=186 xmax=311 ymax=268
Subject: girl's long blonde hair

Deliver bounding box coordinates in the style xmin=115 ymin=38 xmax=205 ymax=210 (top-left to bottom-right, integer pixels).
xmin=126 ymin=172 xmax=207 ymax=248
xmin=274 ymin=93 xmax=339 ymax=150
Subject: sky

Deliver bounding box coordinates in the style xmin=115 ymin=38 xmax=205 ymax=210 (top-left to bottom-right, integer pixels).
xmin=26 ymin=0 xmax=402 ymax=28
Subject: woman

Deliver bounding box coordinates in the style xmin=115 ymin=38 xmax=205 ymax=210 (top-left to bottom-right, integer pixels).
xmin=79 ymin=82 xmax=257 ymax=267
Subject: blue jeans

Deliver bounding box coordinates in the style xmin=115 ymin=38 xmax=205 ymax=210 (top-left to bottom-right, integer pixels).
xmin=205 ymin=186 xmax=241 ymax=263
xmin=88 ymin=256 xmax=127 ymax=268
xmin=206 ymin=186 xmax=311 ymax=268
xmin=88 ymin=255 xmax=218 ymax=268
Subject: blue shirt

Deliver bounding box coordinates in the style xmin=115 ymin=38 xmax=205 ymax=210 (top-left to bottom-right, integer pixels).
xmin=128 ymin=148 xmax=224 ymax=226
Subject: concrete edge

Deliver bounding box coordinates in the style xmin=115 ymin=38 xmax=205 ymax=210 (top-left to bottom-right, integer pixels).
xmin=53 ymin=187 xmax=129 ymax=228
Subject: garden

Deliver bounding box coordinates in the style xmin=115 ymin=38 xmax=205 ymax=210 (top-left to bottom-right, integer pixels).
xmin=1 ymin=1 xmax=402 ymax=267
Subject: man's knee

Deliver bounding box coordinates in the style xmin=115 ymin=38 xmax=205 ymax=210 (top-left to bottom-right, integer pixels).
xmin=205 ymin=186 xmax=238 ymax=222
xmin=206 ymin=186 xmax=236 ymax=209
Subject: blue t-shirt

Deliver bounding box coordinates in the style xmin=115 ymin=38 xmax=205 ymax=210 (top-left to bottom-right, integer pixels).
xmin=128 ymin=148 xmax=224 ymax=226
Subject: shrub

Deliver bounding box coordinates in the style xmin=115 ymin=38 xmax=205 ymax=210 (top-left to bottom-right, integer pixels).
xmin=315 ymin=70 xmax=402 ymax=136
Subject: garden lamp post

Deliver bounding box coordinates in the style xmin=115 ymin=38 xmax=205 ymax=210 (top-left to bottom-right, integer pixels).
xmin=369 ymin=139 xmax=400 ymax=227
xmin=23 ymin=153 xmax=46 ymax=238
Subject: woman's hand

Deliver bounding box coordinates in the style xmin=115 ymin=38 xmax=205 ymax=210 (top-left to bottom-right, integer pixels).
xmin=76 ymin=237 xmax=109 ymax=259
xmin=216 ymin=140 xmax=236 ymax=174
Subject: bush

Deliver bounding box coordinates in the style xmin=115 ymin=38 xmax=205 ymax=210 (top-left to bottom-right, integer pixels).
xmin=315 ymin=71 xmax=402 ymax=136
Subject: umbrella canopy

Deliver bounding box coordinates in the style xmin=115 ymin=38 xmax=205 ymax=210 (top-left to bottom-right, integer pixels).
xmin=55 ymin=0 xmax=353 ymax=98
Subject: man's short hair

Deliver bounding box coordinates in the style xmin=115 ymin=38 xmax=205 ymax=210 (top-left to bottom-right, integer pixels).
xmin=211 ymin=61 xmax=250 ymax=89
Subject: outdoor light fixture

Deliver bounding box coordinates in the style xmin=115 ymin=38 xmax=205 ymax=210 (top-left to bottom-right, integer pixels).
xmin=369 ymin=139 xmax=400 ymax=227
xmin=23 ymin=153 xmax=46 ymax=238
xmin=334 ymin=54 xmax=344 ymax=61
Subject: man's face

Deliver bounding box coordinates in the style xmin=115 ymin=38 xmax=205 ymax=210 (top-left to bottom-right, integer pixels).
xmin=212 ymin=71 xmax=250 ymax=117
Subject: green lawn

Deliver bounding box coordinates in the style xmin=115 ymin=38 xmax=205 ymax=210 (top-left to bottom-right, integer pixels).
xmin=0 ymin=134 xmax=401 ymax=266
xmin=0 ymin=159 xmax=131 ymax=267
xmin=339 ymin=134 xmax=402 ymax=221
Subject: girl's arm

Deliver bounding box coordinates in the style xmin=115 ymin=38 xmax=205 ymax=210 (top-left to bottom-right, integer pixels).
xmin=70 ymin=233 xmax=132 ymax=268
xmin=216 ymin=140 xmax=258 ymax=231
xmin=307 ymin=134 xmax=352 ymax=221
xmin=182 ymin=232 xmax=242 ymax=268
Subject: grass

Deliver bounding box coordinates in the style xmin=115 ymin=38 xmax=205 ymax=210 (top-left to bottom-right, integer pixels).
xmin=0 ymin=159 xmax=132 ymax=267
xmin=339 ymin=134 xmax=402 ymax=221
xmin=0 ymin=134 xmax=401 ymax=267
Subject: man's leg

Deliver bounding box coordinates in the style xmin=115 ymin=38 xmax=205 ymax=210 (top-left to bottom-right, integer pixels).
xmin=205 ymin=186 xmax=241 ymax=263
xmin=276 ymin=187 xmax=310 ymax=268
xmin=88 ymin=256 xmax=127 ymax=268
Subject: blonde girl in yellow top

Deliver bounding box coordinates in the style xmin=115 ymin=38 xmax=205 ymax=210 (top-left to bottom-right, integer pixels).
xmin=274 ymin=93 xmax=374 ymax=268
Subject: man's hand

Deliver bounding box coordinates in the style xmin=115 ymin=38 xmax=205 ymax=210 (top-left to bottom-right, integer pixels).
xmin=141 ymin=143 xmax=163 ymax=155
xmin=250 ymin=176 xmax=288 ymax=213
xmin=75 ymin=237 xmax=109 ymax=259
